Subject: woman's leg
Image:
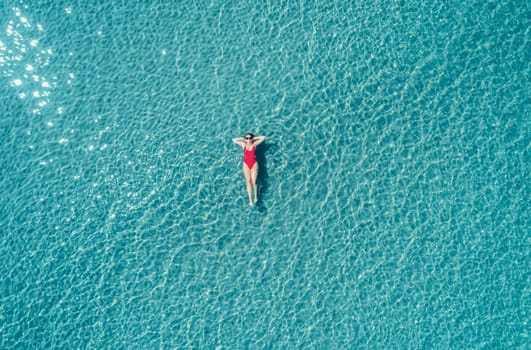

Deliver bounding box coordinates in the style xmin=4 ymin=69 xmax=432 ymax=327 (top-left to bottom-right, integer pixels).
xmin=251 ymin=164 xmax=258 ymax=203
xmin=243 ymin=164 xmax=253 ymax=206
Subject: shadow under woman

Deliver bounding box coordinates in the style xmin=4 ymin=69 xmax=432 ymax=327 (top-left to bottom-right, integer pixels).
xmin=255 ymin=141 xmax=276 ymax=213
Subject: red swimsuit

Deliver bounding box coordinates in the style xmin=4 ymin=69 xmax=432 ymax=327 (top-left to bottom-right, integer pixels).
xmin=243 ymin=146 xmax=257 ymax=169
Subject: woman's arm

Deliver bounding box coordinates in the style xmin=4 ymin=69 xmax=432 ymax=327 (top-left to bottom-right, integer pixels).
xmin=253 ymin=136 xmax=266 ymax=146
xmin=232 ymin=137 xmax=245 ymax=146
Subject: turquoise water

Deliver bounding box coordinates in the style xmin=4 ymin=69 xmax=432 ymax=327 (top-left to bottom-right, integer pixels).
xmin=1 ymin=0 xmax=529 ymax=348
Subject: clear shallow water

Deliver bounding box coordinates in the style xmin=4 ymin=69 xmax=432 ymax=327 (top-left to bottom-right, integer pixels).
xmin=1 ymin=0 xmax=529 ymax=348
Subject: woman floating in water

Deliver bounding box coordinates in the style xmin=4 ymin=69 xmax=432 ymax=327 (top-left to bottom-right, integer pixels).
xmin=232 ymin=133 xmax=266 ymax=206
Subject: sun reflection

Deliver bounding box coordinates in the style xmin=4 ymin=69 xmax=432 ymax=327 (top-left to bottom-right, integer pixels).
xmin=0 ymin=6 xmax=62 ymax=115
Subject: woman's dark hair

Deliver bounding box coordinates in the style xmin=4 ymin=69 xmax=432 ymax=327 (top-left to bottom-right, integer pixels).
xmin=245 ymin=133 xmax=255 ymax=139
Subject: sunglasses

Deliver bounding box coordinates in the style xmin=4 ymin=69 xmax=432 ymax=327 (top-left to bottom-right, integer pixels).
xmin=245 ymin=137 xmax=253 ymax=140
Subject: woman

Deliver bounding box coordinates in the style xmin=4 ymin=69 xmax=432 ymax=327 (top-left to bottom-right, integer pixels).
xmin=232 ymin=133 xmax=266 ymax=206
